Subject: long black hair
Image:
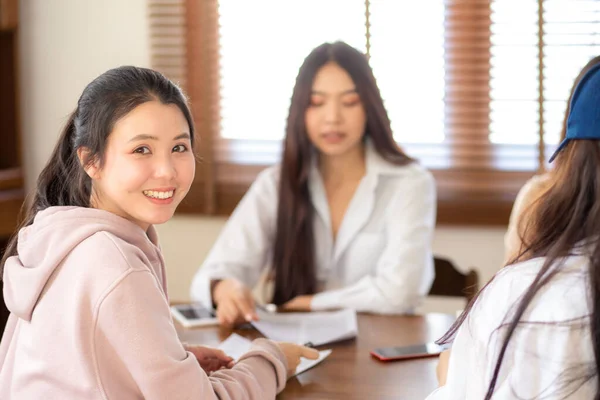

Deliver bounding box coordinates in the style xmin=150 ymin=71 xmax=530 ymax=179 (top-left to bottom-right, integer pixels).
xmin=0 ymin=66 xmax=194 ymax=274
xmin=271 ymin=41 xmax=414 ymax=305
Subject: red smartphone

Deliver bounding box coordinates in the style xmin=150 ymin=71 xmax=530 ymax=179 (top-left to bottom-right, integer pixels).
xmin=370 ymin=343 xmax=447 ymax=362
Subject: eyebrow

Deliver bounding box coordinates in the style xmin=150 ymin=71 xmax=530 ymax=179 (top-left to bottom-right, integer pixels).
xmin=128 ymin=133 xmax=191 ymax=142
xmin=311 ymin=89 xmax=358 ymax=96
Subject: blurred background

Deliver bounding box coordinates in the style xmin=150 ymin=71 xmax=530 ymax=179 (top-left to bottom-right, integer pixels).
xmin=1 ymin=0 xmax=599 ymax=319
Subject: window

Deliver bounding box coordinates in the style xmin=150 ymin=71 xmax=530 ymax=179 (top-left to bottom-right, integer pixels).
xmin=542 ymin=0 xmax=600 ymax=146
xmin=369 ymin=1 xmax=445 ymax=145
xmin=490 ymin=0 xmax=600 ymax=172
xmin=149 ymin=0 xmax=600 ymax=224
xmin=218 ymin=0 xmax=446 ymax=146
xmin=219 ymin=0 xmax=366 ymax=141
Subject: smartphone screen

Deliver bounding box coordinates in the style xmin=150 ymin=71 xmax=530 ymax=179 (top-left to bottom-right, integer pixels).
xmin=175 ymin=304 xmax=215 ymax=320
xmin=170 ymin=303 xmax=219 ymax=328
xmin=371 ymin=343 xmax=446 ymax=361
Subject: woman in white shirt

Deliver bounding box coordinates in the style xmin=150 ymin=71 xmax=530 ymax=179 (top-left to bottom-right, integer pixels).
xmin=427 ymin=60 xmax=600 ymax=399
xmin=191 ymin=41 xmax=436 ymax=326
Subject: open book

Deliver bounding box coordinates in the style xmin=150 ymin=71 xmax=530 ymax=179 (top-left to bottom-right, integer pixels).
xmin=251 ymin=308 xmax=358 ymax=347
xmin=218 ymin=333 xmax=332 ymax=377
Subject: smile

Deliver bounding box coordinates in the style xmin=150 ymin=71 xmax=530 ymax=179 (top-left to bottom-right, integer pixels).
xmin=143 ymin=190 xmax=174 ymax=199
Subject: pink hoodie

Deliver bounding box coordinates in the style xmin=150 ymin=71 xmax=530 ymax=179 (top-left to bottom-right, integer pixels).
xmin=0 ymin=206 xmax=287 ymax=399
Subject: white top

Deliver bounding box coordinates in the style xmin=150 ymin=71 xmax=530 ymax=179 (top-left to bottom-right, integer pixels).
xmin=190 ymin=143 xmax=436 ymax=314
xmin=426 ymin=254 xmax=596 ymax=399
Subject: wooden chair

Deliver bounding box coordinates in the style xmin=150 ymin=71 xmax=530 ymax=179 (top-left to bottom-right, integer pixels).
xmin=429 ymin=256 xmax=479 ymax=303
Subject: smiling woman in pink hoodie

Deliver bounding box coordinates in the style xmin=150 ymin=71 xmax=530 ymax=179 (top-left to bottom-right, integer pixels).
xmin=0 ymin=66 xmax=317 ymax=399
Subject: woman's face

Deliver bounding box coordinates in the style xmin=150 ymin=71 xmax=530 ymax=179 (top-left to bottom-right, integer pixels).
xmin=86 ymin=101 xmax=195 ymax=231
xmin=305 ymin=62 xmax=367 ymax=158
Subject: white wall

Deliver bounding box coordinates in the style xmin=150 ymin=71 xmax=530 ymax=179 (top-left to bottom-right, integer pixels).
xmin=19 ymin=0 xmax=151 ymax=188
xmin=19 ymin=0 xmax=507 ymax=313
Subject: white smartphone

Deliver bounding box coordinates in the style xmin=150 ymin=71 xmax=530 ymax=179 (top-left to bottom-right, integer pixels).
xmin=170 ymin=303 xmax=219 ymax=328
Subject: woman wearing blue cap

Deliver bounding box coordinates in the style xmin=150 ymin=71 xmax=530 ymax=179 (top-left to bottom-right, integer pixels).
xmin=426 ymin=58 xmax=600 ymax=399
xmin=504 ymin=56 xmax=600 ymax=263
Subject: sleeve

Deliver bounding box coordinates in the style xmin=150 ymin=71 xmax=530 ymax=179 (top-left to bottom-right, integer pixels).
xmin=311 ymin=170 xmax=436 ymax=314
xmin=190 ymin=167 xmax=279 ymax=309
xmin=94 ymin=269 xmax=288 ymax=400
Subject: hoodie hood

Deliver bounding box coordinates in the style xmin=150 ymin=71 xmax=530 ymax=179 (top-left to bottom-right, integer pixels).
xmin=3 ymin=206 xmax=162 ymax=321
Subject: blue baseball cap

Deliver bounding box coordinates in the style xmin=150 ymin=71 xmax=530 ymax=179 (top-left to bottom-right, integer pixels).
xmin=549 ymin=63 xmax=600 ymax=162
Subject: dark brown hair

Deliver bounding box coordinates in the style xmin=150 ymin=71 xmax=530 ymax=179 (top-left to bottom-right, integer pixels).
xmin=0 ymin=66 xmax=194 ymax=274
xmin=511 ymin=56 xmax=600 ymax=257
xmin=439 ymin=56 xmax=600 ymax=399
xmin=271 ymin=41 xmax=414 ymax=305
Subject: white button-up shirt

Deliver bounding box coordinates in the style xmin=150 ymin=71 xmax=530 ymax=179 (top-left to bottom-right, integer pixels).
xmin=427 ymin=254 xmax=596 ymax=399
xmin=191 ymin=143 xmax=436 ymax=314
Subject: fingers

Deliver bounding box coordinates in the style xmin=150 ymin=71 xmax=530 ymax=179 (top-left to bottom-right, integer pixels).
xmin=216 ymin=301 xmax=240 ymax=327
xmin=186 ymin=345 xmax=229 ymax=360
xmin=214 ymin=280 xmax=257 ymax=326
xmin=186 ymin=345 xmax=205 ymax=361
xmin=301 ymin=347 xmax=320 ymax=360
xmin=219 ymin=298 xmax=253 ymax=326
xmin=206 ymin=356 xmax=234 ymax=370
xmin=202 ymin=358 xmax=232 ymax=373
xmin=288 ymin=359 xmax=301 ymax=373
xmin=187 ymin=346 xmax=236 ymax=373
xmin=211 ymin=348 xmax=234 ymax=363
xmin=276 ymin=342 xmax=321 ymax=376
xmin=232 ymin=294 xmax=257 ymax=322
xmin=195 ymin=347 xmax=233 ymax=362
xmin=280 ymin=297 xmax=297 ymax=311
xmin=202 ymin=359 xmax=222 ymax=373
xmin=280 ymin=295 xmax=312 ymax=312
xmin=287 ymin=351 xmax=302 ymax=372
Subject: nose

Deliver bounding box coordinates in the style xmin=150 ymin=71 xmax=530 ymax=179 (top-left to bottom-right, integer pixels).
xmin=323 ymin=100 xmax=342 ymax=125
xmin=153 ymin=154 xmax=177 ymax=180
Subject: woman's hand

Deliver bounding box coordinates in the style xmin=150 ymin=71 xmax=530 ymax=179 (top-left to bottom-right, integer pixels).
xmin=212 ymin=278 xmax=258 ymax=327
xmin=184 ymin=344 xmax=235 ymax=373
xmin=280 ymin=295 xmax=314 ymax=312
xmin=275 ymin=342 xmax=320 ymax=378
xmin=436 ymin=349 xmax=451 ymax=387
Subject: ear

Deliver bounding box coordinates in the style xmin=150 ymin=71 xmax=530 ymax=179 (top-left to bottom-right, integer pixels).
xmin=77 ymin=147 xmax=100 ymax=180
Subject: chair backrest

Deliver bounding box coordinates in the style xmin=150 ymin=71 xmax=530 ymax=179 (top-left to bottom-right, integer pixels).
xmin=429 ymin=256 xmax=479 ymax=302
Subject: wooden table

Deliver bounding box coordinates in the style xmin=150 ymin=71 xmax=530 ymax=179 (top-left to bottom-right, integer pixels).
xmin=176 ymin=313 xmax=454 ymax=399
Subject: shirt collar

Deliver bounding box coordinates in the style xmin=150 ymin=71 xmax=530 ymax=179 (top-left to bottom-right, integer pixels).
xmin=364 ymin=139 xmax=411 ymax=177
xmin=308 ymin=138 xmax=411 ymax=186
